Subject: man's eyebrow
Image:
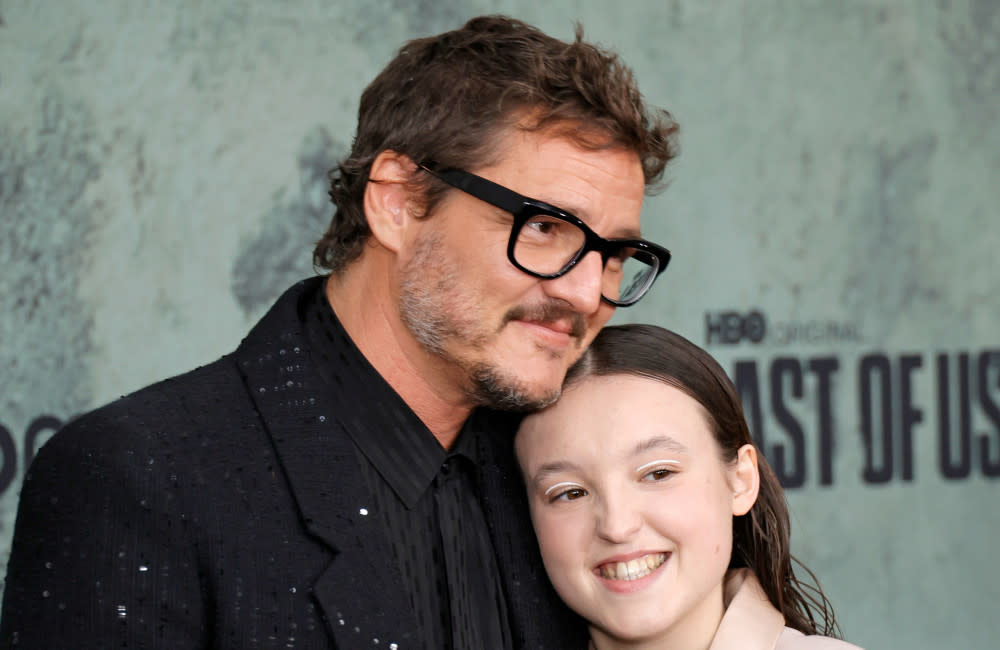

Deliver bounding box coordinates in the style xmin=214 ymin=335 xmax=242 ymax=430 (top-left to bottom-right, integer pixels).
xmin=630 ymin=435 xmax=689 ymax=457
xmin=608 ymin=226 xmax=644 ymax=240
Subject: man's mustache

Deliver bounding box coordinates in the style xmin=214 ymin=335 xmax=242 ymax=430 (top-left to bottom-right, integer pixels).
xmin=502 ymin=302 xmax=587 ymax=339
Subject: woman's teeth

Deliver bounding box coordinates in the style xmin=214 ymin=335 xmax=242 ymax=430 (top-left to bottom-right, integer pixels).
xmin=599 ymin=553 xmax=668 ymax=581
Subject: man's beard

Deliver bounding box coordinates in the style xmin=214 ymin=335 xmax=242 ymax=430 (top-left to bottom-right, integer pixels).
xmin=466 ymin=362 xmax=560 ymax=412
xmin=398 ymin=231 xmax=577 ymax=411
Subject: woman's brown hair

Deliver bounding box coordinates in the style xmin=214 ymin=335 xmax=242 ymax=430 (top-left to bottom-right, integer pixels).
xmin=564 ymin=324 xmax=841 ymax=637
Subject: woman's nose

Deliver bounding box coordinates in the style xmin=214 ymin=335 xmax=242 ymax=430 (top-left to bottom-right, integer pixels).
xmin=595 ymin=490 xmax=643 ymax=543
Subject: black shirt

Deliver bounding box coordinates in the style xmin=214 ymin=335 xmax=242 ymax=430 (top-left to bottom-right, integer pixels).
xmin=304 ymin=283 xmax=511 ymax=650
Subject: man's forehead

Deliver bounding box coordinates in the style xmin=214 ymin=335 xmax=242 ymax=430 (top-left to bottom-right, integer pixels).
xmin=483 ymin=124 xmax=643 ymax=170
xmin=480 ymin=130 xmax=646 ymax=234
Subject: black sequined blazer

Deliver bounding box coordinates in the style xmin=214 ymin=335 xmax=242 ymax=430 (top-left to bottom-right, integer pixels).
xmin=0 ymin=277 xmax=586 ymax=649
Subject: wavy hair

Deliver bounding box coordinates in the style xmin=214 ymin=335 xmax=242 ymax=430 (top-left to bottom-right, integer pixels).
xmin=313 ymin=15 xmax=680 ymax=273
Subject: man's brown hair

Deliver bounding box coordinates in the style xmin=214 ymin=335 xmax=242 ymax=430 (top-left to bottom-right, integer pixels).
xmin=313 ymin=14 xmax=680 ymax=273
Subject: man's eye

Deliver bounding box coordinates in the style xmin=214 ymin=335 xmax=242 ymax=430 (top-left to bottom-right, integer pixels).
xmin=525 ymin=217 xmax=558 ymax=234
xmin=602 ymin=247 xmax=633 ymax=272
xmin=604 ymin=256 xmax=625 ymax=273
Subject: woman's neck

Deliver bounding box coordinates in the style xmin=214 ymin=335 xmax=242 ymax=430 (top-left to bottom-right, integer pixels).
xmin=587 ymin=581 xmax=726 ymax=650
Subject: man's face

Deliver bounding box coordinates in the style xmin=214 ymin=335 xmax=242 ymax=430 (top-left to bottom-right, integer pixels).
xmin=397 ymin=129 xmax=647 ymax=410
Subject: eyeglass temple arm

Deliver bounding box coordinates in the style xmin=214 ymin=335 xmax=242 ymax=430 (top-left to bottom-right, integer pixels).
xmin=419 ymin=164 xmax=527 ymax=215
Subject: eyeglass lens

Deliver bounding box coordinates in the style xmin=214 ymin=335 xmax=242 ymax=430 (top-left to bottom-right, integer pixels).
xmin=513 ymin=215 xmax=657 ymax=304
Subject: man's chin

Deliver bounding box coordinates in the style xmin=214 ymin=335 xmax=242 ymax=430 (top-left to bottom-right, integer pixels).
xmin=468 ymin=364 xmax=563 ymax=412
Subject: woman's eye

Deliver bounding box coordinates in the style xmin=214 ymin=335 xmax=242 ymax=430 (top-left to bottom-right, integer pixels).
xmin=642 ymin=468 xmax=675 ymax=482
xmin=551 ymin=487 xmax=588 ymax=502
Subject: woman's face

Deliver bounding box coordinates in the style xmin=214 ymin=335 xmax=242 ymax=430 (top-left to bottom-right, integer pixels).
xmin=515 ymin=374 xmax=759 ymax=648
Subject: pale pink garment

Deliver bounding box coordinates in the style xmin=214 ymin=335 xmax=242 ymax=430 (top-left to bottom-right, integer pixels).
xmin=708 ymin=569 xmax=864 ymax=650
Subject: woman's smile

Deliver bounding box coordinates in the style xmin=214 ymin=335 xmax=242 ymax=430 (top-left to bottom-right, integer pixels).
xmin=596 ymin=551 xmax=669 ymax=582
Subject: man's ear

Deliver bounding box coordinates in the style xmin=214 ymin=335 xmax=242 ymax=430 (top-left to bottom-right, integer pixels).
xmin=730 ymin=444 xmax=760 ymax=516
xmin=364 ymin=150 xmax=419 ymax=253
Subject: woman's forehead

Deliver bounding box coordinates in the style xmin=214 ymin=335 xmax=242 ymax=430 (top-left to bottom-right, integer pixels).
xmin=516 ymin=374 xmax=714 ymax=466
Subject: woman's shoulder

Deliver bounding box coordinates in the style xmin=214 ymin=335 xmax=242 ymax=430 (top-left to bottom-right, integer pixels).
xmin=776 ymin=627 xmax=864 ymax=650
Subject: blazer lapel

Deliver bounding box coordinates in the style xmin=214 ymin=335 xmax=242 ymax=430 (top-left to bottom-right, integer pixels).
xmin=236 ymin=279 xmax=418 ymax=648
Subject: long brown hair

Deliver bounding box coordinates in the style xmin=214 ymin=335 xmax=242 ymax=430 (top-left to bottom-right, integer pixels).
xmin=564 ymin=324 xmax=841 ymax=637
xmin=313 ymin=15 xmax=680 ymax=272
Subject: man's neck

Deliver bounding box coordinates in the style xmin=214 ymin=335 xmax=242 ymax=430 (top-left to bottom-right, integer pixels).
xmin=324 ymin=269 xmax=473 ymax=449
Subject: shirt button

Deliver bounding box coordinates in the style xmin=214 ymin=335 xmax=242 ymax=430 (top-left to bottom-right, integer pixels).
xmin=440 ymin=460 xmax=451 ymax=475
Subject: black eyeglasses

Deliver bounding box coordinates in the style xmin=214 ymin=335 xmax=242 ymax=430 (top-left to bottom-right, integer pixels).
xmin=418 ymin=163 xmax=671 ymax=306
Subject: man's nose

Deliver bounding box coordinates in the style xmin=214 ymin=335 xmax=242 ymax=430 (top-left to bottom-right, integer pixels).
xmin=540 ymin=250 xmax=605 ymax=316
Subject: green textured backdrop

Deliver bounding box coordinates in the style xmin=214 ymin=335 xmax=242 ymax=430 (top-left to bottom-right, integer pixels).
xmin=2 ymin=2 xmax=998 ymax=647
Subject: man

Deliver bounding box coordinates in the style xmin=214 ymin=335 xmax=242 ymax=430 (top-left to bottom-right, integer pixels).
xmin=1 ymin=15 xmax=678 ymax=649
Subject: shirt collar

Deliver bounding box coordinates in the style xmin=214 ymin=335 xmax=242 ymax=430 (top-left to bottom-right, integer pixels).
xmin=303 ymin=279 xmax=480 ymax=508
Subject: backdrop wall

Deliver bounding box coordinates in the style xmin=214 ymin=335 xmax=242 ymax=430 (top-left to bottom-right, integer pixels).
xmin=2 ymin=2 xmax=997 ymax=647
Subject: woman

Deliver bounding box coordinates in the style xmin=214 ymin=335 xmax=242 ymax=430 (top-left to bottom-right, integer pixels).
xmin=516 ymin=324 xmax=862 ymax=649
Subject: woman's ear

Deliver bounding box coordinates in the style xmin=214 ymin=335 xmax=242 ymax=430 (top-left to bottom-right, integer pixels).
xmin=364 ymin=150 xmax=419 ymax=253
xmin=730 ymin=444 xmax=760 ymax=516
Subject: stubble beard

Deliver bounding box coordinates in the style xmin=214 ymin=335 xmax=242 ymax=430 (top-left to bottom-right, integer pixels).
xmin=398 ymin=232 xmax=563 ymax=412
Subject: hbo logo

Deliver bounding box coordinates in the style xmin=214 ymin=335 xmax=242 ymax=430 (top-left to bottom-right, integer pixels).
xmin=705 ymin=310 xmax=767 ymax=345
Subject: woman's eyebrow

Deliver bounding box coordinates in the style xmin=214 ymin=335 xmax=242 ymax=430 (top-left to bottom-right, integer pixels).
xmin=531 ymin=460 xmax=582 ymax=489
xmin=635 ymin=458 xmax=681 ymax=474
xmin=630 ymin=435 xmax=688 ymax=458
xmin=543 ymin=481 xmax=582 ymax=497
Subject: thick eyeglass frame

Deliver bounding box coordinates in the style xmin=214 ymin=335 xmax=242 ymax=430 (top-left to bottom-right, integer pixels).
xmin=418 ymin=163 xmax=671 ymax=307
